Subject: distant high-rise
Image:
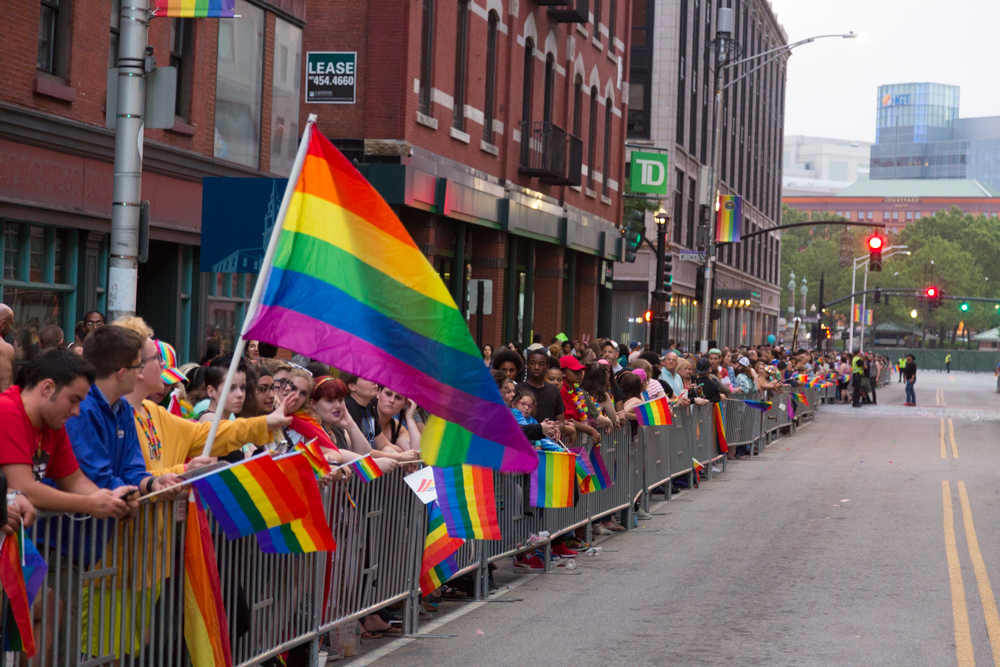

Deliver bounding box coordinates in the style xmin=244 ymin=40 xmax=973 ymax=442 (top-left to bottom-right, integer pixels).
xmin=870 ymin=83 xmax=1000 ymax=189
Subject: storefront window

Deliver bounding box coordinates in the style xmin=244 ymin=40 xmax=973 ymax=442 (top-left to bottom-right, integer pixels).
xmin=5 ymin=288 xmax=63 ymax=363
xmin=214 ymin=0 xmax=265 ymax=168
xmin=3 ymin=225 xmax=19 ymax=280
xmin=269 ymin=19 xmax=302 ymax=177
xmin=205 ymin=271 xmax=255 ymax=355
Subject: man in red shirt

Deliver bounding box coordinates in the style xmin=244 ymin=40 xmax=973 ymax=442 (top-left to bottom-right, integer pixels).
xmin=0 ymin=350 xmax=132 ymax=519
xmin=558 ymin=355 xmax=601 ymax=445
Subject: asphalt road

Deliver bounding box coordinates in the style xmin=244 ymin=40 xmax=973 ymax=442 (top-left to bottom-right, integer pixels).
xmin=355 ymin=370 xmax=1000 ymax=667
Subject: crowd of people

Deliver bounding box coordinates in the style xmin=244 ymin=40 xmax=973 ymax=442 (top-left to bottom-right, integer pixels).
xmin=0 ymin=304 xmax=897 ymax=655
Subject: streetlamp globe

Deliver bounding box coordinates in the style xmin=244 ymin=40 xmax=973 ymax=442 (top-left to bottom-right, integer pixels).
xmin=910 ymin=309 xmax=918 ymax=318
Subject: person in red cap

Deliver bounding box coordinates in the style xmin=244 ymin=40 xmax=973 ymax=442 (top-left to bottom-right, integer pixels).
xmin=558 ymin=355 xmax=601 ymax=445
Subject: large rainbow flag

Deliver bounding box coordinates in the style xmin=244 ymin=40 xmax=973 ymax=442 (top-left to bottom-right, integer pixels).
xmin=153 ymin=0 xmax=236 ymax=17
xmin=419 ymin=502 xmax=465 ymax=596
xmin=184 ymin=493 xmax=233 ymax=667
xmin=255 ymin=454 xmax=336 ymax=554
xmin=529 ymin=451 xmax=575 ymax=508
xmin=243 ymin=124 xmax=536 ymax=473
xmin=432 ymin=465 xmax=501 ymax=540
xmin=716 ymin=195 xmax=742 ymax=243
xmin=713 ymin=402 xmax=729 ymax=454
xmin=193 ymin=455 xmax=308 ymax=540
xmin=634 ymin=396 xmax=672 ymax=426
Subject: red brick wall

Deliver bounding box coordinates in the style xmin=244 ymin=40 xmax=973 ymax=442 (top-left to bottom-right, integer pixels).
xmin=468 ymin=227 xmax=506 ymax=347
xmin=573 ymin=253 xmax=598 ymax=339
xmin=533 ymin=245 xmax=565 ymax=344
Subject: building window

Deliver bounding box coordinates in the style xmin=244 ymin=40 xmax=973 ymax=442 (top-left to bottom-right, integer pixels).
xmin=602 ymin=97 xmax=612 ymax=196
xmin=588 ymin=87 xmax=598 ymax=189
xmin=835 ymin=211 xmax=843 ymax=218
xmin=608 ymin=0 xmax=617 ymax=50
xmin=206 ymin=273 xmax=255 ymax=356
xmin=483 ymin=11 xmax=499 ymax=143
xmin=573 ymin=76 xmax=583 ymax=137
xmin=543 ymin=54 xmax=555 ymax=124
xmin=170 ymin=18 xmax=195 ymax=121
xmin=906 ymin=211 xmax=913 ymax=221
xmin=522 ymin=38 xmax=535 ymax=124
xmin=627 ymin=0 xmax=653 ymax=139
xmin=866 ymin=211 xmax=873 ymax=221
xmin=915 ymin=211 xmax=922 ymax=220
xmin=892 ymin=210 xmax=899 ymax=220
xmin=593 ymin=0 xmax=602 ymax=43
xmin=675 ymin=0 xmax=687 ymax=146
xmin=38 ymin=0 xmax=71 ymax=77
xmin=453 ymin=0 xmax=469 ymax=131
xmin=109 ymin=0 xmax=120 ymax=68
xmin=418 ymin=0 xmax=436 ymax=116
xmin=687 ymin=177 xmax=696 ymax=248
xmin=673 ymin=168 xmax=684 ymax=244
xmin=269 ymin=19 xmax=302 ymax=177
xmin=214 ymin=0 xmax=265 ymax=168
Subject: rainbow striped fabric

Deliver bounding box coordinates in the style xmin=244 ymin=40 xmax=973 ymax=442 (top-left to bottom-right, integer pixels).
xmin=193 ymin=455 xmax=307 ymax=540
xmin=350 ymin=455 xmax=383 ymax=483
xmin=791 ymin=392 xmax=810 ymax=407
xmin=634 ymin=396 xmax=672 ymax=426
xmin=184 ymin=493 xmax=232 ymax=667
xmin=0 ymin=534 xmax=39 ymax=656
xmin=294 ymin=440 xmax=332 ymax=478
xmin=570 ymin=446 xmax=596 ymax=494
xmin=716 ymin=195 xmax=743 ymax=243
xmin=713 ymin=402 xmax=729 ymax=454
xmin=740 ymin=399 xmax=772 ymax=412
xmin=853 ymin=304 xmax=873 ymax=325
xmin=153 ymin=0 xmax=236 ymax=17
xmin=529 ymin=451 xmax=575 ymax=508
xmin=243 ymin=126 xmax=536 ymax=473
xmin=419 ymin=502 xmax=465 ymax=596
xmin=588 ymin=445 xmax=612 ymax=491
xmin=255 ymin=454 xmax=336 ymax=554
xmin=432 ymin=465 xmax=501 ymax=540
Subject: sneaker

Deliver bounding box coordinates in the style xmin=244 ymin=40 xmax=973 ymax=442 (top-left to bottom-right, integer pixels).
xmin=551 ymin=542 xmax=579 ymax=559
xmin=536 ymin=549 xmax=560 ymax=562
xmin=635 ymin=508 xmax=653 ymax=521
xmin=593 ymin=524 xmax=612 ymax=536
xmin=563 ymin=537 xmax=590 ymax=551
xmin=608 ymin=522 xmax=627 ymax=532
xmin=513 ymin=554 xmax=545 ymax=569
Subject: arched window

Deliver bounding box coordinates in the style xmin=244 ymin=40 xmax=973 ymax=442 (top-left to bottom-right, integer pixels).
xmin=483 ymin=10 xmax=499 ymax=143
xmin=522 ymin=38 xmax=535 ymax=124
xmin=587 ymin=86 xmax=598 ymax=189
xmin=572 ymin=76 xmax=583 ymax=137
xmin=603 ymin=97 xmax=613 ymax=196
xmin=418 ymin=0 xmax=436 ymax=116
xmin=543 ymin=53 xmax=555 ymax=124
xmin=453 ymin=0 xmax=469 ymax=130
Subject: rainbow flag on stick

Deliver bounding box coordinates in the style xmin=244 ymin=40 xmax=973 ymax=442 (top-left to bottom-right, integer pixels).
xmin=588 ymin=445 xmax=612 ymax=490
xmin=634 ymin=396 xmax=672 ymax=426
xmin=529 ymin=451 xmax=576 ymax=508
xmin=791 ymin=392 xmax=810 ymax=407
xmin=419 ymin=502 xmax=465 ymax=596
xmin=349 ymin=454 xmax=384 ymax=483
xmin=192 ymin=455 xmax=308 ymax=540
xmin=153 ymin=0 xmax=236 ymax=17
xmin=255 ymin=454 xmax=336 ymax=554
xmin=570 ymin=447 xmax=596 ymax=494
xmin=740 ymin=399 xmax=772 ymax=412
xmin=713 ymin=402 xmax=729 ymax=454
xmin=184 ymin=492 xmax=233 ymax=667
xmin=432 ymin=465 xmax=501 ymax=540
xmin=293 ymin=439 xmax=332 ymax=478
xmin=716 ymin=195 xmax=743 ymax=243
xmin=242 ymin=121 xmax=536 ymax=473
xmin=0 ymin=533 xmax=42 ymax=656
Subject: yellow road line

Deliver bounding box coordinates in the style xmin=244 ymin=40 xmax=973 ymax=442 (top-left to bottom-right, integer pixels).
xmin=943 ymin=480 xmax=976 ymax=667
xmin=951 ymin=375 xmax=957 ymax=383
xmin=958 ymin=482 xmax=1000 ymax=665
xmin=949 ymin=419 xmax=959 ymax=459
xmin=941 ymin=419 xmax=947 ymax=459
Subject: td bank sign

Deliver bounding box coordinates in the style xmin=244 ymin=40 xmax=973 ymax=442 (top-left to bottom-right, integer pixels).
xmin=629 ymin=151 xmax=669 ymax=196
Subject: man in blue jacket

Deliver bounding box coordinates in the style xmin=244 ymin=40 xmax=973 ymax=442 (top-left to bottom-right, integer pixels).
xmin=66 ymin=325 xmax=181 ymax=506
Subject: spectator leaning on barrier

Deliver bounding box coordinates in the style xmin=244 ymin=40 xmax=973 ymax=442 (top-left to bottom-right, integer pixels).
xmin=375 ymin=386 xmax=422 ymax=451
xmin=66 ymin=325 xmax=180 ymax=503
xmin=559 ymin=355 xmax=601 ymax=445
xmin=660 ymin=352 xmax=684 ymax=397
xmin=0 ymin=350 xmax=130 ymax=519
xmin=602 ymin=339 xmax=623 ymax=373
xmin=337 ymin=371 xmax=419 ymax=463
xmin=518 ymin=348 xmax=574 ymax=442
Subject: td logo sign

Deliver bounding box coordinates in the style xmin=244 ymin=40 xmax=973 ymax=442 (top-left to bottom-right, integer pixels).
xmin=629 ymin=151 xmax=670 ymax=196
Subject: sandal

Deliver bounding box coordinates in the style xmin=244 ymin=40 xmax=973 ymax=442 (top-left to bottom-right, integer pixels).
xmin=383 ymin=626 xmax=403 ymax=635
xmin=360 ymin=631 xmax=383 ymax=640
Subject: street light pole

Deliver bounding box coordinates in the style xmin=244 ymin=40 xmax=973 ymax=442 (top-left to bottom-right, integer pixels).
xmin=107 ymin=1 xmax=150 ymax=322
xmin=701 ymin=18 xmax=856 ymax=352
xmin=650 ymin=212 xmax=671 ymax=354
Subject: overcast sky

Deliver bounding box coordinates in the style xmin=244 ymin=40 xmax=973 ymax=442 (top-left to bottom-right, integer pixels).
xmin=769 ymin=0 xmax=1000 ymax=142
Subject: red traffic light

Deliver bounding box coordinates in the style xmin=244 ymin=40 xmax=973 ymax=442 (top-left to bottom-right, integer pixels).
xmin=644 ymin=310 xmax=653 ymax=322
xmin=926 ymin=287 xmax=937 ymax=297
xmin=868 ymin=236 xmax=883 ymax=250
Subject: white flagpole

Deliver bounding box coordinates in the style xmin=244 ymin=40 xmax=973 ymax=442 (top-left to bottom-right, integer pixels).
xmin=200 ymin=114 xmax=319 ymax=458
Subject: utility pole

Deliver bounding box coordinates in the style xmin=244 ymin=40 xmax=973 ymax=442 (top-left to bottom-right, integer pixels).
xmin=649 ymin=212 xmax=671 ymax=354
xmin=107 ymin=1 xmax=150 ymax=322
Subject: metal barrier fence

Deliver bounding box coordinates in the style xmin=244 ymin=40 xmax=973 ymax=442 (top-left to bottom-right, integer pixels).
xmin=5 ymin=393 xmax=833 ymax=665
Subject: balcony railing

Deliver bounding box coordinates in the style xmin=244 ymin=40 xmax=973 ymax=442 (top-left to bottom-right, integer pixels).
xmin=546 ymin=0 xmax=588 ymax=23
xmin=519 ymin=121 xmax=583 ymax=187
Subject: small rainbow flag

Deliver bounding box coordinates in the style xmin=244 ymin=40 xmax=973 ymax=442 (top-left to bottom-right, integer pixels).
xmin=432 ymin=465 xmax=501 ymax=540
xmin=0 ymin=534 xmax=40 ymax=656
xmin=570 ymin=447 xmax=596 ymax=494
xmin=419 ymin=502 xmax=465 ymax=596
xmin=693 ymin=458 xmax=705 ymax=478
xmin=242 ymin=124 xmax=536 ymax=473
xmin=740 ymin=399 xmax=772 ymax=412
xmin=349 ymin=455 xmax=384 ymax=483
xmin=791 ymin=392 xmax=810 ymax=407
xmin=588 ymin=445 xmax=612 ymax=490
xmin=634 ymin=396 xmax=672 ymax=427
xmin=193 ymin=455 xmax=308 ymax=540
xmin=255 ymin=454 xmax=336 ymax=554
xmin=529 ymin=451 xmax=575 ymax=508
xmin=294 ymin=439 xmax=332 ymax=478
xmin=853 ymin=304 xmax=874 ymax=325
xmin=713 ymin=402 xmax=729 ymax=454
xmin=153 ymin=0 xmax=236 ymax=17
xmin=716 ymin=195 xmax=742 ymax=243
xmin=183 ymin=492 xmax=232 ymax=667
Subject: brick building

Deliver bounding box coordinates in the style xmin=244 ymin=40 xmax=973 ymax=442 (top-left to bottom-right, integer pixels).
xmin=304 ymin=0 xmax=631 ymax=348
xmin=619 ymin=0 xmax=787 ymax=350
xmin=1 ymin=0 xmax=306 ymax=364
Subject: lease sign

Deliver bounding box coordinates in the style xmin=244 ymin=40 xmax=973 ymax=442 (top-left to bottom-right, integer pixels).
xmin=306 ymin=52 xmax=357 ymax=104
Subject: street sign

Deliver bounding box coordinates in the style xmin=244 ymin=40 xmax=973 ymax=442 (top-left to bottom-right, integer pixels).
xmin=467 ymin=279 xmax=493 ymax=315
xmin=677 ymin=249 xmax=708 ymax=263
xmin=629 ymin=150 xmax=669 ymax=196
xmin=305 ymin=52 xmax=357 ymax=104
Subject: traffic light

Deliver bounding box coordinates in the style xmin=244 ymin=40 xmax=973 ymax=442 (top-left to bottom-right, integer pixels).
xmin=644 ymin=310 xmax=653 ymax=323
xmin=622 ymin=210 xmax=645 ymax=263
xmin=960 ymin=301 xmax=970 ymax=312
xmin=873 ymin=287 xmax=881 ymax=304
xmin=662 ymin=253 xmax=673 ymax=304
xmin=925 ymin=286 xmax=942 ymax=309
xmin=695 ymin=266 xmax=705 ymax=302
xmin=868 ymin=235 xmax=883 ymax=272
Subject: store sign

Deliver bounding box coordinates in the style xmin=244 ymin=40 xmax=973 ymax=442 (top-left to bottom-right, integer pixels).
xmin=306 ymin=52 xmax=357 ymax=104
xmin=881 ymin=93 xmax=911 ymax=107
xmin=629 ymin=151 xmax=669 ymax=196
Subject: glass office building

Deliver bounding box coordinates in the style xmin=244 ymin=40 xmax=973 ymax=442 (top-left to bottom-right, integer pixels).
xmin=875 ymin=82 xmax=960 ymax=145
